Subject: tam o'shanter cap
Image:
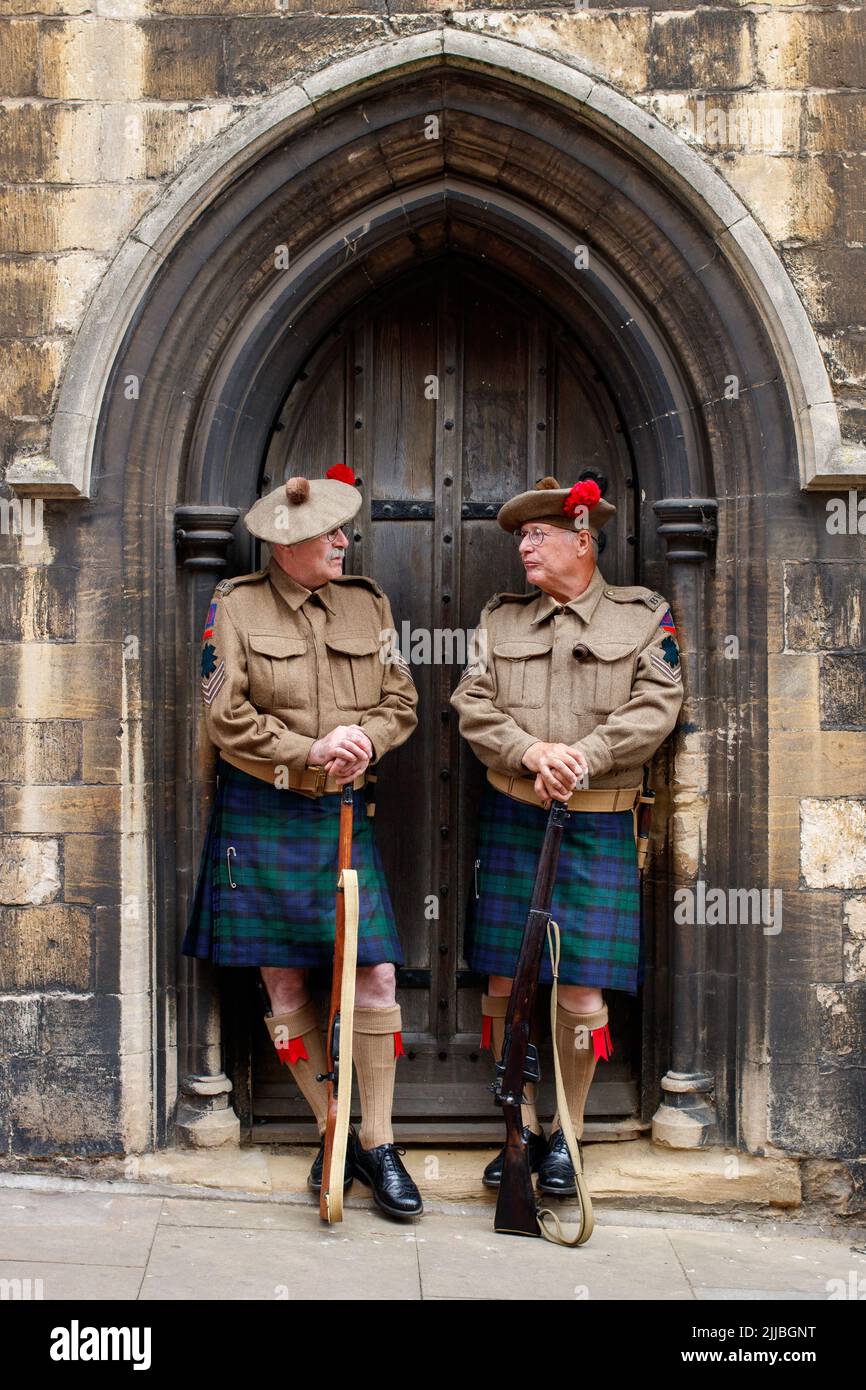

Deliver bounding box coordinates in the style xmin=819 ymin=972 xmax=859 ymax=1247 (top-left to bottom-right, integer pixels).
xmin=497 ymin=476 xmax=616 ymax=538
xmin=243 ymin=463 xmax=362 ymax=544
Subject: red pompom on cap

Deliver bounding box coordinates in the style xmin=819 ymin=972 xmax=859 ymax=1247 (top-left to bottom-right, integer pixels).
xmin=563 ymin=479 xmax=601 ymax=515
xmin=326 ymin=463 xmax=356 ymax=485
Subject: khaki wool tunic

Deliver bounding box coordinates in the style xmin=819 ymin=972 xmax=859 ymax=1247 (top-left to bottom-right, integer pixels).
xmin=201 ymin=556 xmax=418 ymax=770
xmin=182 ymin=556 xmax=417 ymax=968
xmin=450 ymin=563 xmax=685 ymax=990
xmin=450 ymin=564 xmax=684 ymax=786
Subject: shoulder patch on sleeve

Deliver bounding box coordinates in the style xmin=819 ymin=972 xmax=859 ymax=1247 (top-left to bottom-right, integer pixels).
xmin=331 ymin=573 xmax=383 ymax=598
xmin=603 ymin=585 xmax=664 ymax=610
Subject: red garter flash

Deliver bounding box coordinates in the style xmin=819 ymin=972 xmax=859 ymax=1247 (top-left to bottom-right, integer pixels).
xmin=592 ymin=1023 xmax=613 ymax=1062
xmin=275 ymin=1036 xmax=309 ymax=1066
xmin=480 ymin=1015 xmax=492 ymax=1051
xmin=394 ymin=1031 xmax=406 ymax=1059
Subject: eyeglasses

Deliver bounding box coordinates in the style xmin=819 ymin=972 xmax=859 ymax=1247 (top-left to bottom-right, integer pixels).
xmin=514 ymin=527 xmax=551 ymax=548
xmin=514 ymin=526 xmax=598 ymax=550
xmin=321 ymin=528 xmax=347 ymax=544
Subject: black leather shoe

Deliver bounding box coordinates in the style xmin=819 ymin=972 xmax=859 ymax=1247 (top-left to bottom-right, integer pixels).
xmin=482 ymin=1126 xmax=547 ymax=1189
xmin=351 ymin=1135 xmax=423 ymax=1217
xmin=536 ymin=1126 xmax=580 ymax=1196
xmin=307 ymin=1131 xmax=355 ymax=1193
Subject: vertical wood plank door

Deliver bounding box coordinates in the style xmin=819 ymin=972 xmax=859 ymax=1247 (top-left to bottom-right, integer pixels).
xmin=252 ymin=258 xmax=642 ymax=1141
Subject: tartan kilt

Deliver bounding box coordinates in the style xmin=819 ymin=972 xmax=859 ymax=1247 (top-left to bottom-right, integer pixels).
xmin=463 ymin=782 xmax=643 ymax=994
xmin=181 ymin=759 xmax=404 ymax=969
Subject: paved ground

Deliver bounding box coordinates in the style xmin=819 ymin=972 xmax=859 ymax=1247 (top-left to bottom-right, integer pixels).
xmin=0 ymin=1178 xmax=864 ymax=1301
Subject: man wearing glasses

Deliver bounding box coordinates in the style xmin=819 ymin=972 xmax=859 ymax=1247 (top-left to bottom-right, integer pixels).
xmin=183 ymin=464 xmax=423 ymax=1218
xmin=450 ymin=475 xmax=684 ymax=1196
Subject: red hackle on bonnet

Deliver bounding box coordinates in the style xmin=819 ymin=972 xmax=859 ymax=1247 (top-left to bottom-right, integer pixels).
xmin=326 ymin=463 xmax=357 ymax=485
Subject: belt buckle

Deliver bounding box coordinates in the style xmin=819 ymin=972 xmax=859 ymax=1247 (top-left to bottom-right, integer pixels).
xmin=311 ymin=765 xmax=328 ymax=796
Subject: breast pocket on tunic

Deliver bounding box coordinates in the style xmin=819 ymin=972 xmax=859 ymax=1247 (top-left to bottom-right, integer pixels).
xmin=248 ymin=633 xmax=309 ymax=710
xmin=572 ymin=639 xmax=639 ymax=714
xmin=325 ymin=634 xmax=384 ymax=710
xmin=491 ymin=639 xmax=552 ymax=708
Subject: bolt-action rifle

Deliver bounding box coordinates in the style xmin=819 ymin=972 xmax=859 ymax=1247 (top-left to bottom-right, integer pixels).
xmin=492 ymin=796 xmax=593 ymax=1247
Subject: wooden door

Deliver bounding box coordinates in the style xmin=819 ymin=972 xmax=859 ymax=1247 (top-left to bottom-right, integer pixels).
xmin=250 ymin=259 xmax=641 ymax=1140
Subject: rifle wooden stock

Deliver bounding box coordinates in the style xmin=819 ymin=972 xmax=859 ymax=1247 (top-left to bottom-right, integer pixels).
xmin=493 ymin=800 xmax=570 ymax=1239
xmin=319 ymin=783 xmax=357 ymax=1224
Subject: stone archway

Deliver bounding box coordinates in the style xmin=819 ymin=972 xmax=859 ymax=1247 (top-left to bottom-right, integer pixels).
xmin=15 ymin=33 xmax=850 ymax=1153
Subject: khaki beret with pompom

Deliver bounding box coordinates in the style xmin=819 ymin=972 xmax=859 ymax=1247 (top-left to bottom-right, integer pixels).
xmin=243 ymin=464 xmax=362 ymax=545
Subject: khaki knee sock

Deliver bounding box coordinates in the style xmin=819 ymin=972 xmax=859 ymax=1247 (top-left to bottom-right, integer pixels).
xmin=481 ymin=992 xmax=541 ymax=1135
xmin=551 ymin=1002 xmax=611 ymax=1140
xmin=266 ymin=1000 xmax=329 ymax=1136
xmin=354 ymin=1003 xmax=402 ymax=1150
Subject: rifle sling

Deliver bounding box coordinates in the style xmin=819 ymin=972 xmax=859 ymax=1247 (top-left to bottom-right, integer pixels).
xmin=322 ymin=867 xmax=359 ymax=1223
xmin=535 ymin=920 xmax=595 ymax=1248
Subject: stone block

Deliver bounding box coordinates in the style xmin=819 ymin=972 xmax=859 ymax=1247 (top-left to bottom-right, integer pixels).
xmin=0 ymin=643 xmax=120 ymax=719
xmin=767 ymin=794 xmax=802 ymax=889
xmin=0 ymin=186 xmax=155 ymax=254
xmin=644 ymin=90 xmax=801 ymax=155
xmin=63 ymin=834 xmax=120 ymax=906
xmin=0 ymin=903 xmax=91 ymax=989
xmin=223 ymin=16 xmax=383 ymax=95
xmin=819 ymin=654 xmax=866 ymax=728
xmin=783 ymin=246 xmax=866 ymax=329
xmin=837 ymin=160 xmax=866 ymax=245
xmin=806 ymin=94 xmax=866 ymax=154
xmin=765 ymin=889 xmax=844 ymax=983
xmin=0 ymin=721 xmax=83 ymax=784
xmin=651 ymin=10 xmax=752 ymax=91
xmin=8 ymin=1053 xmax=122 ymax=1156
xmin=770 ymin=1062 xmax=866 ymax=1159
xmin=816 ymin=983 xmax=866 ymax=1062
xmin=141 ymin=102 xmax=239 ymax=179
xmin=801 ymin=798 xmax=866 ymax=890
xmin=760 ymin=10 xmax=866 ymax=90
xmin=81 ymin=719 xmax=124 ymax=783
xmin=455 ymin=12 xmax=650 ymax=95
xmin=39 ymin=993 xmax=121 ymax=1057
xmin=843 ymin=897 xmax=866 ymax=982
xmin=784 ymin=561 xmax=866 ymax=651
xmin=817 ymin=329 xmax=866 ymax=390
xmin=0 ymin=18 xmax=39 ymax=96
xmin=140 ymin=18 xmax=226 ymax=99
xmin=0 ymin=835 xmax=60 ymax=905
xmin=767 ymin=653 xmax=820 ymax=729
xmin=39 ymin=17 xmax=145 ymax=100
xmin=770 ymin=731 xmax=866 ymax=797
xmin=0 ymin=340 xmax=66 ymax=418
xmin=93 ymin=904 xmax=121 ymax=991
xmin=0 ymin=995 xmax=40 ymax=1056
xmin=721 ymin=154 xmax=835 ymax=244
xmin=2 ymin=784 xmax=121 ymax=834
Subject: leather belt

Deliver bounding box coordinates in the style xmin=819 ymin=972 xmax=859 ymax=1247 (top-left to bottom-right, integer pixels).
xmin=486 ymin=768 xmax=641 ymax=813
xmin=219 ymin=750 xmax=366 ymax=797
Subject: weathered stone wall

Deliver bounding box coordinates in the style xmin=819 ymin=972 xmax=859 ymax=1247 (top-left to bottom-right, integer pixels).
xmin=0 ymin=3 xmax=864 ymax=1174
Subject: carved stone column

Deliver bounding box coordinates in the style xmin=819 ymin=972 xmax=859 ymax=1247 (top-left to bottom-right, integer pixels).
xmin=174 ymin=505 xmax=241 ymax=1147
xmin=651 ymin=498 xmax=720 ymax=1148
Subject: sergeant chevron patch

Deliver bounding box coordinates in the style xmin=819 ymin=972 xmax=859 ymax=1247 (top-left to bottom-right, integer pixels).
xmin=394 ymin=650 xmax=414 ymax=682
xmin=202 ymin=659 xmax=226 ymax=705
xmin=650 ymin=650 xmax=682 ymax=683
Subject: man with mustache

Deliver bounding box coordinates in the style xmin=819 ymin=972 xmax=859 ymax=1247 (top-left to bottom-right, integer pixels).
xmin=183 ymin=465 xmax=422 ymax=1219
xmin=451 ymin=476 xmax=684 ymax=1195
